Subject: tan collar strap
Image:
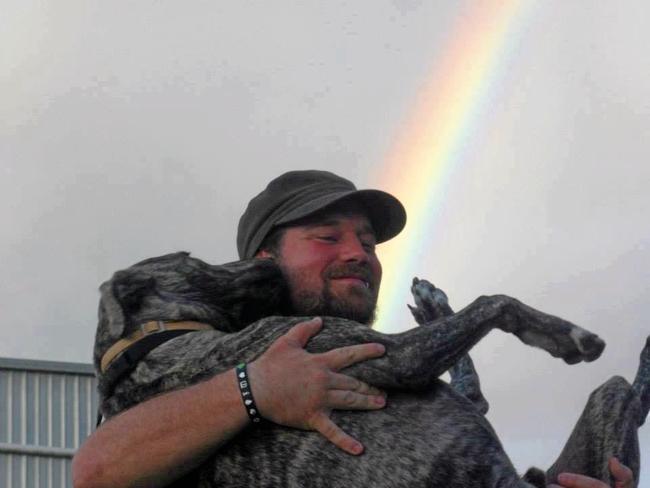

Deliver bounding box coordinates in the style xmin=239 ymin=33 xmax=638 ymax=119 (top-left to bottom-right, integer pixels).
xmin=100 ymin=320 xmax=213 ymax=373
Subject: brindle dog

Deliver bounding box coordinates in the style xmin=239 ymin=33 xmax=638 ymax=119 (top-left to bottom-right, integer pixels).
xmin=94 ymin=252 xmax=649 ymax=487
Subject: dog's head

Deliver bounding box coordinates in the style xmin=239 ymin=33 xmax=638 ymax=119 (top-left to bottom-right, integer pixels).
xmin=93 ymin=252 xmax=289 ymax=373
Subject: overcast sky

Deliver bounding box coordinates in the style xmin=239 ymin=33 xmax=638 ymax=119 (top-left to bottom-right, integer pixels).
xmin=2 ymin=0 xmax=649 ymax=481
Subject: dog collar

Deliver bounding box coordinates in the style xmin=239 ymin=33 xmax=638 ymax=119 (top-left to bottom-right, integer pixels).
xmin=100 ymin=320 xmax=213 ymax=373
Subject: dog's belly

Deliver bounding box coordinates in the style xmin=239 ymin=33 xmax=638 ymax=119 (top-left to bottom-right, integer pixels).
xmin=108 ymin=328 xmax=530 ymax=487
xmin=199 ymin=382 xmax=525 ymax=488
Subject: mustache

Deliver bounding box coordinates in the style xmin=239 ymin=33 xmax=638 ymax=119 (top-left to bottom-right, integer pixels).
xmin=325 ymin=263 xmax=374 ymax=283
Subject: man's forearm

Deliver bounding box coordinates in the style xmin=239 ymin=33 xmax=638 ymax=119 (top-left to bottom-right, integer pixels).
xmin=73 ymin=319 xmax=387 ymax=487
xmin=72 ymin=368 xmax=248 ymax=488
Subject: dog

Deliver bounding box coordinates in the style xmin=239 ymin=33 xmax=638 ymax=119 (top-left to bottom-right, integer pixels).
xmin=94 ymin=252 xmax=649 ymax=487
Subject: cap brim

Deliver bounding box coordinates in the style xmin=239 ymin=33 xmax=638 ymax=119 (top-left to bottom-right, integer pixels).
xmin=276 ymin=189 xmax=406 ymax=244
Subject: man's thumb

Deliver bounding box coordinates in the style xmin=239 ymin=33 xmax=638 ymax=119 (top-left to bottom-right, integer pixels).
xmin=609 ymin=457 xmax=633 ymax=487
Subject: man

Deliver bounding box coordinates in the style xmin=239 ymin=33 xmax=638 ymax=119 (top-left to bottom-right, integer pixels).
xmin=73 ymin=170 xmax=632 ymax=488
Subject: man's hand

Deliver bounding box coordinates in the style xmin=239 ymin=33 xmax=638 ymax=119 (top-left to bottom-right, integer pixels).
xmin=548 ymin=457 xmax=634 ymax=488
xmin=247 ymin=317 xmax=387 ymax=455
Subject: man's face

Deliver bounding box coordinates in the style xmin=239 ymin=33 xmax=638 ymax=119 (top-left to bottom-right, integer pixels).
xmin=265 ymin=210 xmax=382 ymax=324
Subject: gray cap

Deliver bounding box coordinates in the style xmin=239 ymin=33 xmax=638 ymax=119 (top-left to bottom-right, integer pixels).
xmin=237 ymin=170 xmax=407 ymax=259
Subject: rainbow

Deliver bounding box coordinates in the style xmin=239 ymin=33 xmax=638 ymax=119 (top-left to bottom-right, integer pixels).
xmin=372 ymin=0 xmax=533 ymax=333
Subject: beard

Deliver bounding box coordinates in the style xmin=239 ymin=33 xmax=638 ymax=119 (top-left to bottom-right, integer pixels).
xmin=278 ymin=262 xmax=378 ymax=325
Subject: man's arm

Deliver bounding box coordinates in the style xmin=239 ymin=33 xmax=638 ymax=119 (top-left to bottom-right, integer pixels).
xmin=73 ymin=366 xmax=248 ymax=488
xmin=72 ymin=318 xmax=386 ymax=488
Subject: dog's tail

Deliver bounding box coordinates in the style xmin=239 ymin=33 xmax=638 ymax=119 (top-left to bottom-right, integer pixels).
xmin=522 ymin=467 xmax=546 ymax=488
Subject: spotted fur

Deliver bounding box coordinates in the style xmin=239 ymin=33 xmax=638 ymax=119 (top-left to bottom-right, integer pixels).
xmin=94 ymin=253 xmax=647 ymax=487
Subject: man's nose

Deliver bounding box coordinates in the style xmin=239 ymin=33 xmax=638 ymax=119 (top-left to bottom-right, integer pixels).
xmin=339 ymin=235 xmax=370 ymax=263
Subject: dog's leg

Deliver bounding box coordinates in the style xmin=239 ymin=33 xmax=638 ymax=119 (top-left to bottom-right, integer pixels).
xmin=307 ymin=294 xmax=606 ymax=393
xmin=544 ymin=377 xmax=641 ymax=487
xmin=632 ymin=336 xmax=650 ymax=426
xmin=447 ymin=355 xmax=489 ymax=415
xmin=113 ymin=295 xmax=605 ymax=415
xmin=544 ymin=336 xmax=650 ymax=488
xmin=408 ymin=278 xmax=489 ymax=415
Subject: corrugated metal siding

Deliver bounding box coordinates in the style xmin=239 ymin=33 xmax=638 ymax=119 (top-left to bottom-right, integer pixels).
xmin=0 ymin=358 xmax=97 ymax=488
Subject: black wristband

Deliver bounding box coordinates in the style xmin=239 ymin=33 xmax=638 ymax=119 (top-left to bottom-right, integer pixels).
xmin=236 ymin=363 xmax=262 ymax=425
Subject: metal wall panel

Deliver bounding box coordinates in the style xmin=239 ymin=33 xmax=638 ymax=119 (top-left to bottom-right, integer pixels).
xmin=0 ymin=358 xmax=97 ymax=488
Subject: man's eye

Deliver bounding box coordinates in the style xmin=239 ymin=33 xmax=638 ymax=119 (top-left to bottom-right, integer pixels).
xmin=362 ymin=242 xmax=376 ymax=252
xmin=318 ymin=235 xmax=338 ymax=242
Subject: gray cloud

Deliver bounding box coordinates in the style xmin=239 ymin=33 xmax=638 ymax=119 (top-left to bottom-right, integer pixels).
xmin=2 ymin=0 xmax=648 ymax=480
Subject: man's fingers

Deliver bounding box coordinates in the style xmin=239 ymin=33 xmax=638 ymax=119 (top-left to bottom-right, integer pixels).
xmin=327 ymin=373 xmax=385 ymax=396
xmin=284 ymin=317 xmax=323 ymax=347
xmin=311 ymin=415 xmax=364 ymax=455
xmin=320 ymin=342 xmax=386 ymax=370
xmin=327 ymin=389 xmax=386 ymax=410
xmin=557 ymin=472 xmax=607 ymax=487
xmin=609 ymin=457 xmax=633 ymax=487
xmin=555 ymin=460 xmax=634 ymax=488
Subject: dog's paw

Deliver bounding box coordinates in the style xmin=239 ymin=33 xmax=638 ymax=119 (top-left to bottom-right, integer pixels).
xmin=550 ymin=326 xmax=605 ymax=364
xmin=410 ymin=277 xmax=451 ymax=323
xmin=569 ymin=326 xmax=606 ymax=363
xmin=515 ymin=318 xmax=605 ymax=364
xmin=407 ymin=303 xmax=427 ymax=325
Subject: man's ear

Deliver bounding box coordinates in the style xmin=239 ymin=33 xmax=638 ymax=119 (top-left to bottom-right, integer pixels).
xmin=255 ymin=249 xmax=275 ymax=260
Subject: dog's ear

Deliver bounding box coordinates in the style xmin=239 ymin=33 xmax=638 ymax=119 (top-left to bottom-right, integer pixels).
xmin=189 ymin=258 xmax=289 ymax=329
xmin=93 ymin=271 xmax=156 ymax=364
xmin=93 ymin=280 xmax=126 ymax=372
xmin=111 ymin=272 xmax=157 ymax=319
